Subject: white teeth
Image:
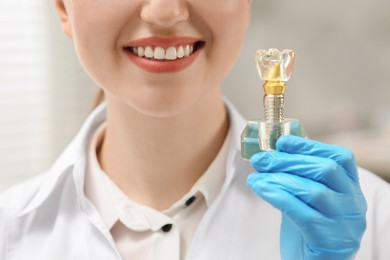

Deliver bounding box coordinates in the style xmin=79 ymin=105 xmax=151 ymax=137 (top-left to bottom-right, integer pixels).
xmin=154 ymin=47 xmax=165 ymax=60
xmin=184 ymin=45 xmax=190 ymax=57
xmin=144 ymin=46 xmax=154 ymax=58
xmin=190 ymin=45 xmax=194 ymax=54
xmin=165 ymin=47 xmax=177 ymax=60
xmin=177 ymin=46 xmax=184 ymax=58
xmin=137 ymin=47 xmax=144 ymax=57
xmin=130 ymin=44 xmax=198 ymax=61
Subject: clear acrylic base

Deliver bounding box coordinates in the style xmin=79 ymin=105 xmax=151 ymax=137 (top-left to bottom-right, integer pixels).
xmin=240 ymin=118 xmax=307 ymax=160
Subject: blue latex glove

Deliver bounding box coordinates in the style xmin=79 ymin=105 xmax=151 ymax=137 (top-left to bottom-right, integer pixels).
xmin=247 ymin=135 xmax=367 ymax=260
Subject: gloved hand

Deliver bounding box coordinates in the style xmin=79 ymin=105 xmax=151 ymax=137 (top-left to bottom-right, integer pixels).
xmin=247 ymin=135 xmax=367 ymax=260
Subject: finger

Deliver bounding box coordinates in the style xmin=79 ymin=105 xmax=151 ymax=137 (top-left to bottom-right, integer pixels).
xmin=250 ymin=151 xmax=356 ymax=193
xmin=248 ymin=172 xmax=366 ymax=216
xmin=276 ymin=135 xmax=358 ymax=181
xmin=247 ymin=172 xmax=323 ymax=225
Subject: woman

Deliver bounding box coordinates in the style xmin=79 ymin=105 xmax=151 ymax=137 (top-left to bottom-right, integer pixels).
xmin=1 ymin=0 xmax=389 ymax=259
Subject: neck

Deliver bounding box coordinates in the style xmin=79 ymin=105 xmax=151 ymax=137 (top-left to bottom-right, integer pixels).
xmin=98 ymin=90 xmax=228 ymax=211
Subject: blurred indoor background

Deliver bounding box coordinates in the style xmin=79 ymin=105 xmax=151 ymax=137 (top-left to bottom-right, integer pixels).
xmin=1 ymin=0 xmax=389 ymax=191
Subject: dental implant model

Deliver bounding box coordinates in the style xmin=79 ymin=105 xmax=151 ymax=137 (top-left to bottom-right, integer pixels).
xmin=241 ymin=48 xmax=307 ymax=160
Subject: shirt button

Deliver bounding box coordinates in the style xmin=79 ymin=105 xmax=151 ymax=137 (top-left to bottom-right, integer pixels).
xmin=161 ymin=224 xmax=173 ymax=233
xmin=185 ymin=196 xmax=196 ymax=206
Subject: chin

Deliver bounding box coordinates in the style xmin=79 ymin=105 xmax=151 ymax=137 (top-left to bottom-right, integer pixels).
xmin=135 ymin=103 xmax=191 ymax=118
xmin=125 ymin=92 xmax=199 ymax=118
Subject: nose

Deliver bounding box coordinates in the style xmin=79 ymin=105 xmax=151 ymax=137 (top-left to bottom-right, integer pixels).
xmin=140 ymin=0 xmax=189 ymax=28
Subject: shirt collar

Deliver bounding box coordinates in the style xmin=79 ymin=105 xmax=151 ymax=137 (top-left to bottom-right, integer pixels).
xmin=186 ymin=128 xmax=231 ymax=207
xmin=84 ymin=122 xmax=118 ymax=230
xmin=17 ymin=99 xmax=247 ymax=219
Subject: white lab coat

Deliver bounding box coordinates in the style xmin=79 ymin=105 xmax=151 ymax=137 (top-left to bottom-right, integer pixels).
xmin=1 ymin=100 xmax=390 ymax=260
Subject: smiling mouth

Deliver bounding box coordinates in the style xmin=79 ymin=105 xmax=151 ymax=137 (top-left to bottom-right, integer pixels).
xmin=124 ymin=41 xmax=205 ymax=61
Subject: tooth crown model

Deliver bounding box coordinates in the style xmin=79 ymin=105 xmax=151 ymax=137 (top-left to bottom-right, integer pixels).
xmin=241 ymin=48 xmax=307 ymax=160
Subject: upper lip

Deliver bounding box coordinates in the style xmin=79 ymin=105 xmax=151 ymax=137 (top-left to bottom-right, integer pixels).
xmin=124 ymin=37 xmax=204 ymax=48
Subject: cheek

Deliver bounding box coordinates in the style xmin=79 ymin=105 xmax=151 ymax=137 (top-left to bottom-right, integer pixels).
xmin=201 ymin=1 xmax=250 ymax=78
xmin=218 ymin=1 xmax=250 ymax=45
xmin=68 ymin=2 xmax=134 ymax=87
xmin=207 ymin=0 xmax=250 ymax=27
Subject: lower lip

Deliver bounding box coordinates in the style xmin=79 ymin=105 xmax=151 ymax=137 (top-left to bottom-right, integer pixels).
xmin=124 ymin=47 xmax=203 ymax=73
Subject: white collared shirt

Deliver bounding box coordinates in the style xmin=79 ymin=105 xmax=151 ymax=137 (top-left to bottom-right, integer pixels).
xmin=84 ymin=122 xmax=230 ymax=260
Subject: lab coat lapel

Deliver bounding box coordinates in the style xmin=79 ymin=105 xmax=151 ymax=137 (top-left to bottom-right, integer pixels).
xmin=187 ymin=152 xmax=281 ymax=260
xmin=8 ymin=166 xmax=121 ymax=260
xmin=8 ymin=168 xmax=87 ymax=259
xmin=186 ymin=151 xmax=248 ymax=260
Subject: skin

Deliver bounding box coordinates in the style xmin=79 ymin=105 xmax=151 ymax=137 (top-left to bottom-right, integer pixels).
xmin=55 ymin=0 xmax=251 ymax=210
